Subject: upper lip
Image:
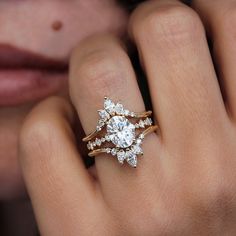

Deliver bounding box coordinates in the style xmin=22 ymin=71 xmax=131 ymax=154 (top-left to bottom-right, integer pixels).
xmin=0 ymin=44 xmax=68 ymax=71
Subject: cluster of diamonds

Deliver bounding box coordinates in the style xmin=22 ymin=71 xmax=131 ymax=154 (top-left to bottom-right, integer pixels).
xmin=87 ymin=97 xmax=152 ymax=168
xmin=101 ymin=133 xmax=145 ymax=168
xmin=87 ymin=117 xmax=152 ymax=150
xmin=95 ymin=97 xmax=137 ymax=132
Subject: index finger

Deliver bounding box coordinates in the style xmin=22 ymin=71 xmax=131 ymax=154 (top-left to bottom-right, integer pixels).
xmin=19 ymin=97 xmax=99 ymax=235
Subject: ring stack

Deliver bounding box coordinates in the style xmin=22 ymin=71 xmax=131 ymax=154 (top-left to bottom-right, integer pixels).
xmin=83 ymin=97 xmax=158 ymax=168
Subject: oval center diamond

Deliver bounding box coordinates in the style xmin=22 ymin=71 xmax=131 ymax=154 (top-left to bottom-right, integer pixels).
xmin=106 ymin=116 xmax=135 ymax=148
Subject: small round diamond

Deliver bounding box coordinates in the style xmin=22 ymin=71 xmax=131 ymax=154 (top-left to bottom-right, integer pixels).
xmin=98 ymin=119 xmax=105 ymax=127
xmin=111 ymin=148 xmax=117 ymax=156
xmin=105 ymin=134 xmax=111 ymax=141
xmin=139 ymin=120 xmax=145 ymax=128
xmin=107 ymin=116 xmax=135 ymax=148
xmin=87 ymin=142 xmax=93 ymax=150
xmin=130 ymin=112 xmax=135 ymax=117
xmin=105 ymin=148 xmax=111 ymax=153
xmin=139 ymin=133 xmax=145 ymax=139
xmin=96 ymin=126 xmax=102 ymax=131
xmin=136 ymin=138 xmax=142 ymax=145
xmin=95 ymin=138 xmax=101 ymax=146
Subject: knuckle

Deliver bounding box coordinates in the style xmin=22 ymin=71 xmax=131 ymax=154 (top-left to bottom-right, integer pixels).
xmin=20 ymin=119 xmax=50 ymax=155
xmin=121 ymin=202 xmax=160 ymax=235
xmin=194 ymin=179 xmax=236 ymax=226
xmin=211 ymin=186 xmax=235 ymax=217
xmin=75 ymin=50 xmax=127 ymax=96
xmin=131 ymin=4 xmax=204 ymax=46
xmin=119 ymin=194 xmax=186 ymax=235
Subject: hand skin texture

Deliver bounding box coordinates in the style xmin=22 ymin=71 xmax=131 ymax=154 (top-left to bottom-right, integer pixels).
xmin=18 ymin=0 xmax=236 ymax=235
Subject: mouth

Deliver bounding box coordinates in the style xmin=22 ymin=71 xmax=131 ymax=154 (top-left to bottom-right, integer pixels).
xmin=0 ymin=44 xmax=68 ymax=107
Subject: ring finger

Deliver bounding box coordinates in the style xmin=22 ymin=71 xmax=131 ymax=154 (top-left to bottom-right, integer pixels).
xmin=192 ymin=0 xmax=236 ymax=120
xmin=69 ymin=34 xmax=161 ymax=196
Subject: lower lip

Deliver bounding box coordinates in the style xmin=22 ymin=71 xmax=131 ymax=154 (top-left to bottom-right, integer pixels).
xmin=0 ymin=69 xmax=67 ymax=106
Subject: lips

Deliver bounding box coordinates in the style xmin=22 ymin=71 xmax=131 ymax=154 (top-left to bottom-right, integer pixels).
xmin=0 ymin=44 xmax=68 ymax=106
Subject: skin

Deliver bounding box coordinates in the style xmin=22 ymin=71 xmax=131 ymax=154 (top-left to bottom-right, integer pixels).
xmin=3 ymin=0 xmax=236 ymax=235
xmin=0 ymin=0 xmax=128 ymax=234
xmin=0 ymin=0 xmax=128 ymax=200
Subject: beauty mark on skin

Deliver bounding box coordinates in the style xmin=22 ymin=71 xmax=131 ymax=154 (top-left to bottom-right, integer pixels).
xmin=51 ymin=21 xmax=63 ymax=31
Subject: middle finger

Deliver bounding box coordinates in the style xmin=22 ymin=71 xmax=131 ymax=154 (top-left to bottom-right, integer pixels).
xmin=129 ymin=0 xmax=228 ymax=147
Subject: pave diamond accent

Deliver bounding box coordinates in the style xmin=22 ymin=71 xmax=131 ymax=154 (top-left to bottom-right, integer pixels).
xmin=87 ymin=137 xmax=107 ymax=150
xmin=87 ymin=142 xmax=93 ymax=150
xmin=124 ymin=110 xmax=129 ymax=116
xmin=134 ymin=118 xmax=152 ymax=129
xmin=111 ymin=148 xmax=117 ymax=156
xmin=107 ymin=116 xmax=135 ymax=148
xmin=95 ymin=138 xmax=101 ymax=146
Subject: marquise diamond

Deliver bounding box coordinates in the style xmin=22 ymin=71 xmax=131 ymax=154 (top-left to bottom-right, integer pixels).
xmin=98 ymin=110 xmax=110 ymax=120
xmin=115 ymin=103 xmax=124 ymax=114
xmin=104 ymin=98 xmax=115 ymax=114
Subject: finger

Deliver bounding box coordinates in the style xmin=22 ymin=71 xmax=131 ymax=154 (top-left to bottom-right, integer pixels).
xmin=192 ymin=0 xmax=236 ymax=121
xmin=129 ymin=0 xmax=228 ymax=145
xmin=69 ymin=34 xmax=161 ymax=196
xmin=19 ymin=97 xmax=99 ymax=235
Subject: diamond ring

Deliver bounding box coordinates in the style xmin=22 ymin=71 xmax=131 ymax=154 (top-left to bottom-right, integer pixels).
xmin=82 ymin=97 xmax=158 ymax=168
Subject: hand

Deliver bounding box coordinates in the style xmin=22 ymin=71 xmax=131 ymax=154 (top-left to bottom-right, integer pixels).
xmin=18 ymin=0 xmax=236 ymax=235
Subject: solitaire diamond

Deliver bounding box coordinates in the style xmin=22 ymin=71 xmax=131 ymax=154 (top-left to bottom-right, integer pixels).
xmin=107 ymin=116 xmax=135 ymax=148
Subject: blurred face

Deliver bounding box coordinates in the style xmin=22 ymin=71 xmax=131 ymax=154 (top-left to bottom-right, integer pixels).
xmin=0 ymin=0 xmax=128 ymax=200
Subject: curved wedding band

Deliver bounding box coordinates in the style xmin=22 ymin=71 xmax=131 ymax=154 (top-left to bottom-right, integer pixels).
xmin=82 ymin=97 xmax=158 ymax=168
